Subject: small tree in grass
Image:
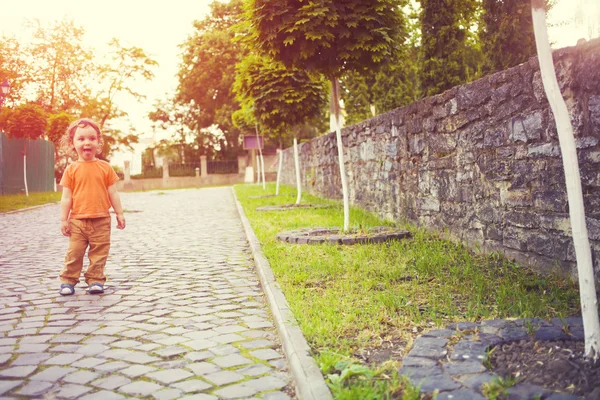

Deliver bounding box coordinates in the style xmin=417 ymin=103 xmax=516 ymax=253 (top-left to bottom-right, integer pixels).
xmin=233 ymin=54 xmax=328 ymax=204
xmin=243 ymin=0 xmax=408 ymax=230
xmin=530 ymin=0 xmax=600 ymax=362
xmin=5 ymin=103 xmax=48 ymax=196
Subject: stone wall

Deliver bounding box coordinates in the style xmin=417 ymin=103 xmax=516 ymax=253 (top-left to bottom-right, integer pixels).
xmin=279 ymin=39 xmax=600 ymax=278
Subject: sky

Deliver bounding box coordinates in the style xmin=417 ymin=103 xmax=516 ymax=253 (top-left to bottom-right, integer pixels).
xmin=2 ymin=0 xmax=599 ymax=172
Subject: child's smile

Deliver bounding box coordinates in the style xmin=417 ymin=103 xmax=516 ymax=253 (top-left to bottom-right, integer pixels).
xmin=73 ymin=125 xmax=100 ymax=162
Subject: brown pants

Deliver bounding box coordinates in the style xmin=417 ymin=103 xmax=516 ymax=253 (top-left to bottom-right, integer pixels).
xmin=60 ymin=217 xmax=111 ymax=286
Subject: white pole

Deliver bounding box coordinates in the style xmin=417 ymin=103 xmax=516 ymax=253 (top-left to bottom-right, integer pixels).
xmin=276 ymin=149 xmax=283 ymax=196
xmin=293 ymin=138 xmax=301 ymax=205
xmin=23 ymin=153 xmax=29 ymax=197
xmin=331 ymin=77 xmax=349 ymax=231
xmin=531 ymin=1 xmax=600 ymax=361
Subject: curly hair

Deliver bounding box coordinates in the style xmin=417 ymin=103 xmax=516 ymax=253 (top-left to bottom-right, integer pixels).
xmin=60 ymin=118 xmax=103 ymax=156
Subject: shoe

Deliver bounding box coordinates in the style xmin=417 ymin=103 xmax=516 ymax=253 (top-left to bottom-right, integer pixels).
xmin=88 ymin=283 xmax=104 ymax=294
xmin=59 ymin=284 xmax=75 ymax=296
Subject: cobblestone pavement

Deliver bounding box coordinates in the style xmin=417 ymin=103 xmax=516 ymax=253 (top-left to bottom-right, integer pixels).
xmin=0 ymin=188 xmax=295 ymax=400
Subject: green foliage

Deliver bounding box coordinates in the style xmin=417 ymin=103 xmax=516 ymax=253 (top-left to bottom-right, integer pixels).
xmin=243 ymin=0 xmax=408 ymax=78
xmin=47 ymin=112 xmax=72 ymax=146
xmin=482 ymin=376 xmax=518 ymax=400
xmin=233 ymin=54 xmax=328 ymax=141
xmin=341 ymin=45 xmax=419 ymax=125
xmin=418 ymin=0 xmax=481 ymax=97
xmin=177 ymin=0 xmax=245 ymax=158
xmin=480 ymin=0 xmax=540 ymax=74
xmin=5 ymin=103 xmax=47 ymax=141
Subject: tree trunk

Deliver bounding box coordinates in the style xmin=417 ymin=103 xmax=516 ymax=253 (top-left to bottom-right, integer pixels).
xmin=255 ymin=123 xmax=266 ymax=189
xmin=276 ymin=149 xmax=283 ymax=196
xmin=293 ymin=137 xmax=301 ymax=205
xmin=531 ymin=0 xmax=600 ymax=361
xmin=331 ymin=76 xmax=350 ymax=231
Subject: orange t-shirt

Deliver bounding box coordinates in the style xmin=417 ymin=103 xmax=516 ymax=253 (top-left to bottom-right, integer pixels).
xmin=60 ymin=160 xmax=120 ymax=219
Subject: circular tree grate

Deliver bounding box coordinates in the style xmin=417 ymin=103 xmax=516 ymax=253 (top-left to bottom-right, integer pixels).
xmin=276 ymin=226 xmax=411 ymax=245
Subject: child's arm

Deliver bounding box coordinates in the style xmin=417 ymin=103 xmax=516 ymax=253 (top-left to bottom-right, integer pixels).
xmin=60 ymin=187 xmax=73 ymax=236
xmin=107 ymin=184 xmax=126 ymax=229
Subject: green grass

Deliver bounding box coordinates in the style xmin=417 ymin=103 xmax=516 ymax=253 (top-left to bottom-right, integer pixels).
xmin=234 ymin=183 xmax=583 ymax=399
xmin=0 ymin=191 xmax=61 ymax=212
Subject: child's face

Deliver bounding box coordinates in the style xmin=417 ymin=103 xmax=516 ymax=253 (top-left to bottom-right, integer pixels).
xmin=73 ymin=125 xmax=100 ymax=162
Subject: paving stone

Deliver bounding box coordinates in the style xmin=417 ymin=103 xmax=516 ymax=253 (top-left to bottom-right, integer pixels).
xmin=153 ymin=346 xmax=188 ymax=358
xmin=178 ymin=394 xmax=218 ymax=400
xmin=185 ymin=339 xmax=218 ymax=351
xmin=76 ymin=344 xmax=110 ymax=356
xmin=449 ymin=340 xmax=489 ymax=361
xmin=236 ymin=364 xmax=272 ymax=376
xmin=443 ymin=361 xmax=487 ymax=375
xmin=213 ymin=383 xmax=259 ymax=399
xmin=244 ymin=376 xmax=287 ymax=392
xmin=436 ymin=388 xmax=486 ymax=400
xmin=93 ymin=361 xmax=129 ymax=373
xmin=31 ymin=366 xmax=77 ymax=381
xmin=461 ymin=372 xmax=497 ymax=391
xmin=51 ymin=344 xmax=83 ymax=353
xmin=14 ymin=380 xmax=53 ymax=397
xmin=91 ymin=375 xmax=132 ymax=390
xmin=152 ymin=388 xmax=184 ymax=400
xmin=187 ymin=362 xmax=221 ymax=375
xmin=0 ymin=380 xmax=23 ymax=396
xmin=100 ymin=349 xmax=160 ymax=364
xmin=50 ymin=334 xmax=86 ymax=343
xmin=119 ymin=364 xmax=157 ymax=377
xmin=407 ymin=372 xmax=461 ymax=394
xmin=146 ymin=369 xmax=193 ymax=384
xmin=80 ymin=390 xmax=127 ymax=400
xmin=71 ymin=357 xmax=106 ymax=368
xmin=213 ymin=354 xmax=252 ymax=368
xmin=250 ymin=349 xmax=283 ymax=361
xmin=240 ymin=339 xmax=274 ymax=349
xmin=53 ymin=383 xmax=93 ymax=399
xmin=118 ymin=381 xmax=164 ymax=396
xmin=0 ymin=354 xmax=10 ymax=364
xmin=407 ymin=337 xmax=449 ymax=359
xmin=171 ymin=379 xmax=213 ymax=393
xmin=64 ymin=370 xmax=101 ymax=385
xmin=204 ymin=370 xmax=245 ymax=385
xmin=11 ymin=353 xmax=52 ymax=366
xmin=0 ymin=366 xmax=37 ymax=378
xmin=15 ymin=344 xmax=50 ymax=353
xmin=184 ymin=351 xmax=213 ymax=362
xmin=210 ymin=345 xmax=240 ymax=356
xmin=44 ymin=353 xmax=85 ymax=365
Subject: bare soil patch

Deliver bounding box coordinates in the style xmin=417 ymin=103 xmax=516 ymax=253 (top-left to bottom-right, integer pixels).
xmin=491 ymin=339 xmax=600 ymax=399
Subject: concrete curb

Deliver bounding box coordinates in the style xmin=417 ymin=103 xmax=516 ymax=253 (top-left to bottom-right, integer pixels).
xmin=1 ymin=202 xmax=59 ymax=214
xmin=232 ymin=188 xmax=332 ymax=400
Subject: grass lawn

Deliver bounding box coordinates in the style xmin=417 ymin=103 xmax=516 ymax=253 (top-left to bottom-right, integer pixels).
xmin=0 ymin=191 xmax=61 ymax=212
xmin=234 ymin=183 xmax=582 ymax=399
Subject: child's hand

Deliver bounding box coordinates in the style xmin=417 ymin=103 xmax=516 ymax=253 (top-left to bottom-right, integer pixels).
xmin=61 ymin=220 xmax=71 ymax=236
xmin=116 ymin=213 xmax=126 ymax=230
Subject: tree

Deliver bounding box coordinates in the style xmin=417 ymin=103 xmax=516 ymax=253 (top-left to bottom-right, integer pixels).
xmin=531 ymin=0 xmax=600 ymax=362
xmin=91 ymin=38 xmax=158 ymax=128
xmin=244 ymin=0 xmax=408 ymax=230
xmin=233 ymin=54 xmax=328 ymax=201
xmin=177 ymin=0 xmax=245 ymax=159
xmin=0 ymin=35 xmax=29 ymax=107
xmin=480 ymin=0 xmax=540 ymax=74
xmin=5 ymin=103 xmax=47 ymax=196
xmin=341 ymin=46 xmax=419 ymax=125
xmin=47 ymin=112 xmax=72 ymax=183
xmin=418 ymin=0 xmax=480 ymax=97
xmin=25 ymin=18 xmax=94 ymax=114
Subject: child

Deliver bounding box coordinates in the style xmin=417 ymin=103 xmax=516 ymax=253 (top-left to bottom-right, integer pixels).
xmin=58 ymin=118 xmax=126 ymax=296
